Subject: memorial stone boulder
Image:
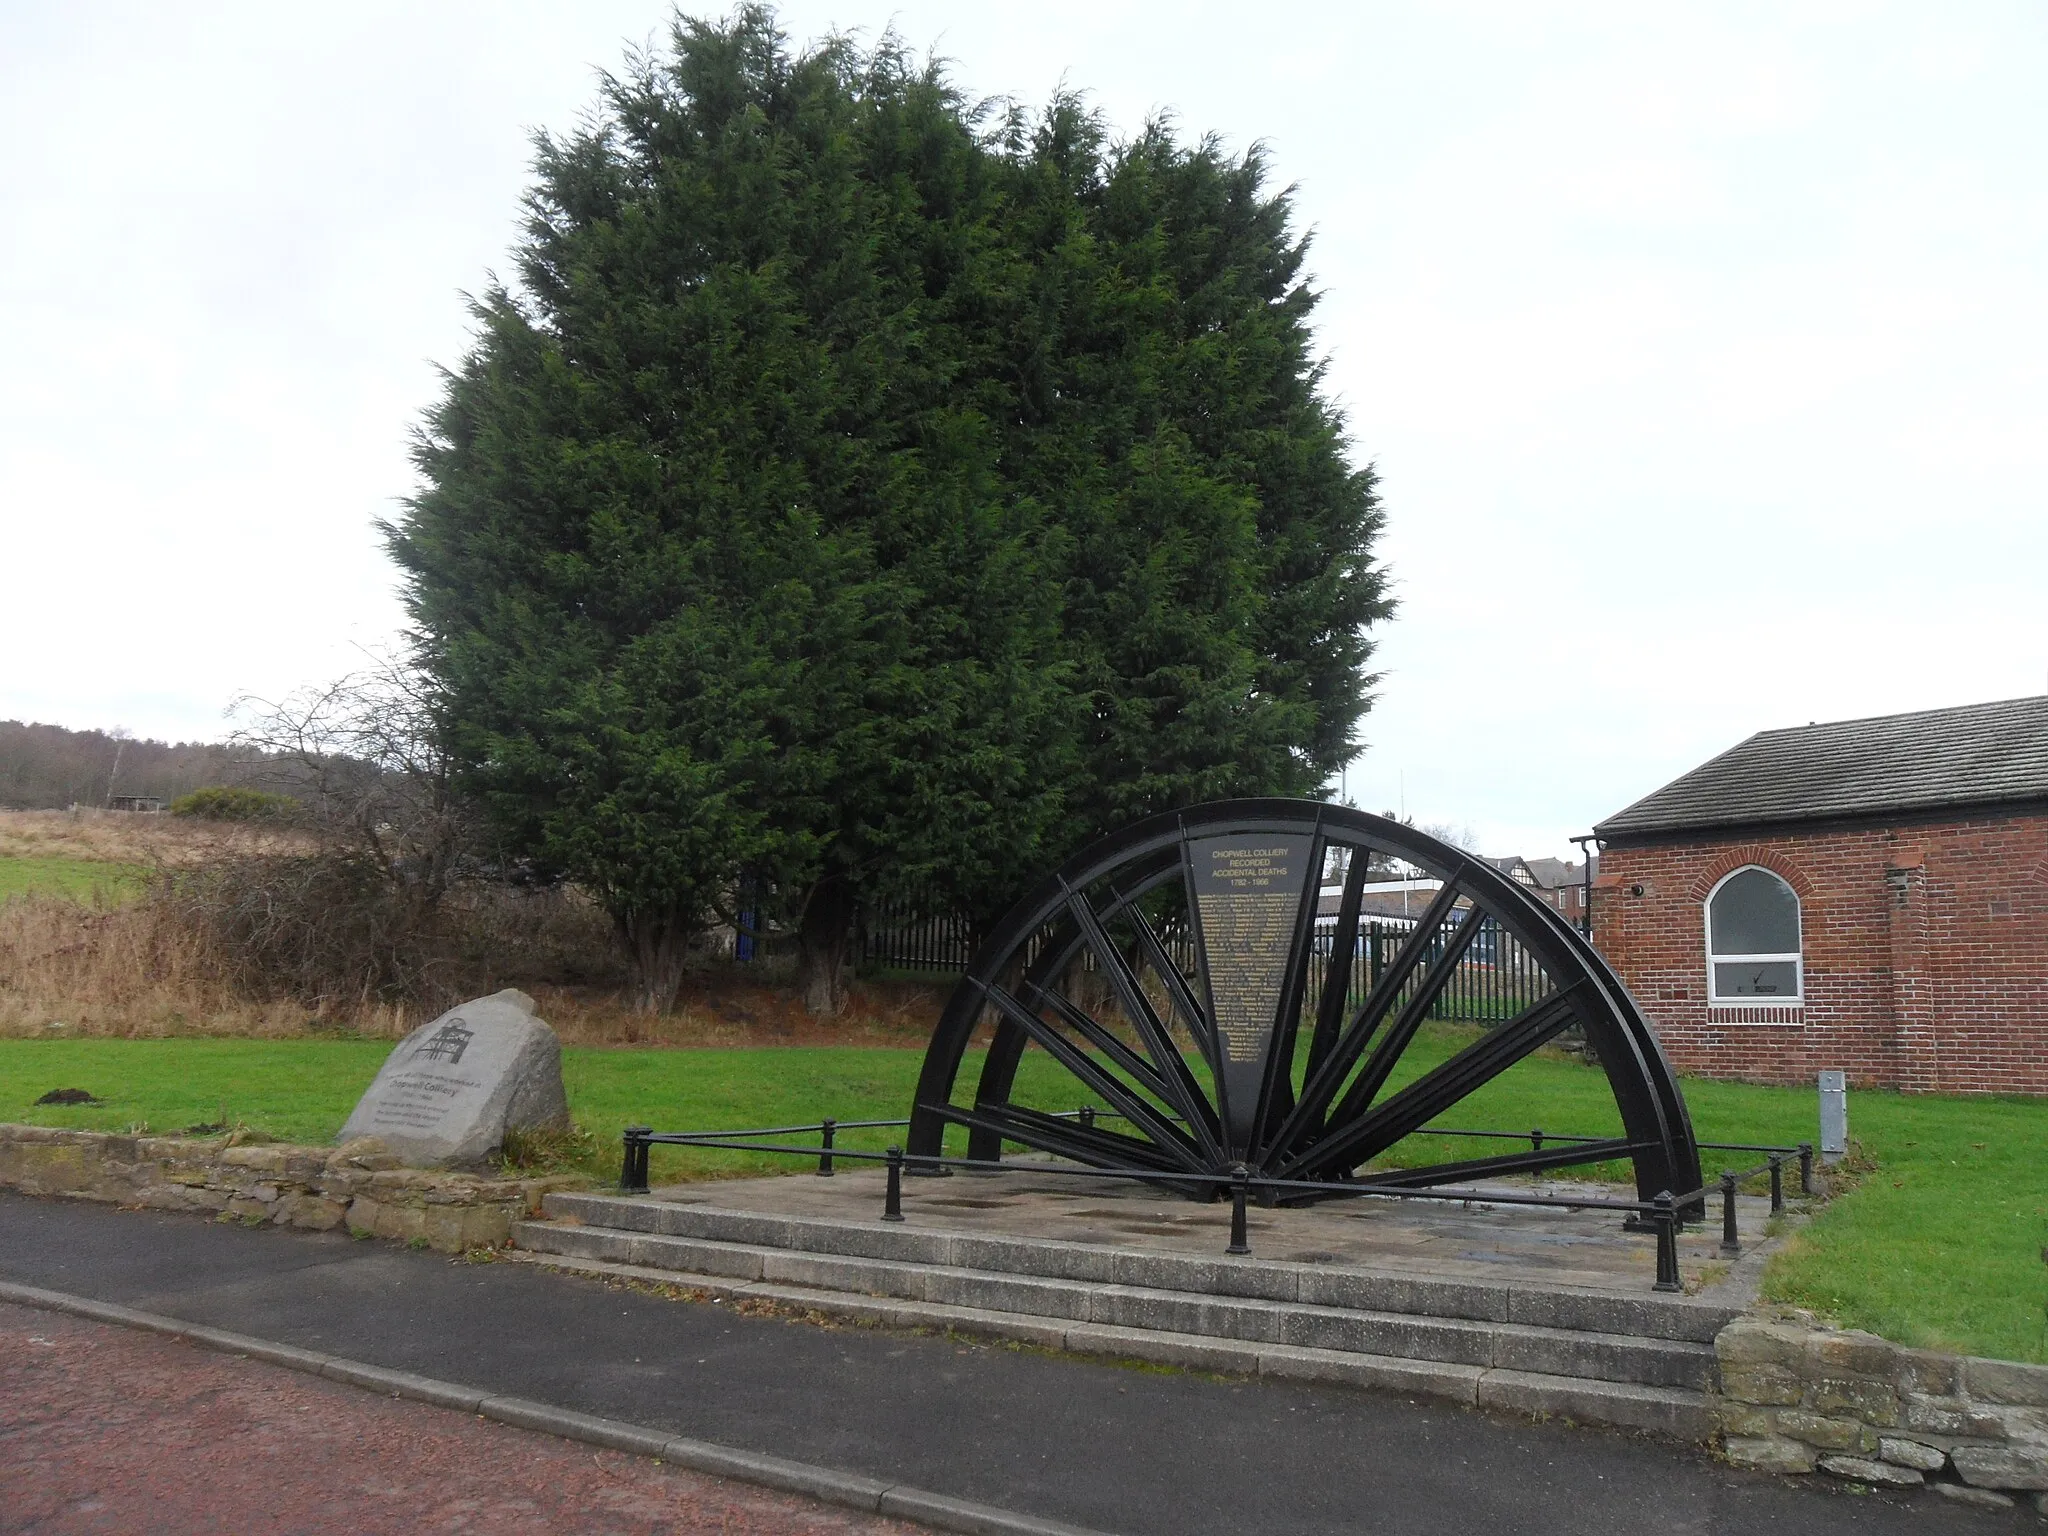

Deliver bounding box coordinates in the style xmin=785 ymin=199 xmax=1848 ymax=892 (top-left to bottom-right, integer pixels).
xmin=338 ymin=989 xmax=570 ymax=1167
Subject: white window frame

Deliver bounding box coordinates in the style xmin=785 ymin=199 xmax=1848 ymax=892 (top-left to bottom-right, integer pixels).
xmin=1705 ymin=864 xmax=1803 ymax=1007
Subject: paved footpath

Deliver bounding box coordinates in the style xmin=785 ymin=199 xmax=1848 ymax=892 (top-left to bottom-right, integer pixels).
xmin=0 ymin=1193 xmax=2033 ymax=1536
xmin=1 ymin=1300 xmax=922 ymax=1535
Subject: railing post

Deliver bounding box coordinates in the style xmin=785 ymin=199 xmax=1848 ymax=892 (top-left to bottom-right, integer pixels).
xmin=883 ymin=1146 xmax=905 ymax=1222
xmin=1798 ymin=1142 xmax=1815 ymax=1196
xmin=1768 ymin=1155 xmax=1784 ymax=1214
xmin=817 ymin=1117 xmax=836 ymax=1177
xmin=621 ymin=1125 xmax=651 ymax=1194
xmin=1719 ymin=1171 xmax=1741 ymax=1257
xmin=1079 ymin=1106 xmax=1096 ymax=1132
xmin=1531 ymin=1127 xmax=1544 ymax=1153
xmin=1226 ymin=1166 xmax=1251 ymax=1256
xmin=1652 ymin=1190 xmax=1682 ymax=1292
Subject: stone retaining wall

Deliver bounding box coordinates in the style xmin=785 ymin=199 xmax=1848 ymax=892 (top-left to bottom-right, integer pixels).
xmin=0 ymin=1124 xmax=583 ymax=1253
xmin=1718 ymin=1313 xmax=2048 ymax=1511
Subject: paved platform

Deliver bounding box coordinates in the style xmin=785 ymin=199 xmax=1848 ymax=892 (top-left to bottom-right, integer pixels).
xmin=648 ymin=1165 xmax=1778 ymax=1301
xmin=520 ymin=1166 xmax=1786 ymax=1439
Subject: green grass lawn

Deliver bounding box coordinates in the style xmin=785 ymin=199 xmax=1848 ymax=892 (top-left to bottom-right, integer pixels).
xmin=1 ymin=1034 xmax=2042 ymax=1362
xmin=0 ymin=856 xmax=146 ymax=903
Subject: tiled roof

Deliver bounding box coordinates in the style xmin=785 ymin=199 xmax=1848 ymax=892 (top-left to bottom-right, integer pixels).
xmin=1481 ymin=855 xmax=1584 ymax=889
xmin=1520 ymin=857 xmax=1577 ymax=888
xmin=1595 ymin=695 xmax=2048 ymax=839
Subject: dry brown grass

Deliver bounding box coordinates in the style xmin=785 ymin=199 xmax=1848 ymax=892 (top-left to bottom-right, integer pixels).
xmin=0 ymin=808 xmax=950 ymax=1045
xmin=0 ymin=808 xmax=316 ymax=867
xmin=0 ymin=890 xmax=340 ymax=1039
xmin=0 ymin=879 xmax=947 ymax=1046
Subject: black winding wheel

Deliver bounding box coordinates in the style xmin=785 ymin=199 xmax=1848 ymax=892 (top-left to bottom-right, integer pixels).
xmin=908 ymin=799 xmax=1701 ymax=1205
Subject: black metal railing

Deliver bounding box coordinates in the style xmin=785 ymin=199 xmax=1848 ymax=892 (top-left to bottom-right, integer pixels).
xmin=856 ymin=893 xmax=980 ymax=974
xmin=849 ymin=899 xmax=1552 ymax=1028
xmin=615 ymin=1118 xmax=1812 ymax=1294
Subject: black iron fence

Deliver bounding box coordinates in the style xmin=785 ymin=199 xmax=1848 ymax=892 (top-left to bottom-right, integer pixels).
xmin=855 ymin=892 xmax=979 ymax=973
xmin=850 ymin=895 xmax=1552 ymax=1029
xmin=616 ymin=1117 xmax=1813 ymax=1294
xmin=1313 ymin=916 xmax=1550 ymax=1026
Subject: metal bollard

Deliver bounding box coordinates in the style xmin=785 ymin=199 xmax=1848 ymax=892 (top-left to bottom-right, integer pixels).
xmin=883 ymin=1146 xmax=905 ymax=1222
xmin=817 ymin=1118 xmax=836 ymax=1177
xmin=1768 ymin=1155 xmax=1784 ymax=1213
xmin=1798 ymin=1142 xmax=1815 ymax=1196
xmin=1652 ymin=1190 xmax=1682 ymax=1292
xmin=1719 ymin=1171 xmax=1741 ymax=1257
xmin=1226 ymin=1166 xmax=1252 ymax=1256
xmin=621 ymin=1126 xmax=651 ymax=1194
xmin=1818 ymin=1070 xmax=1847 ymax=1164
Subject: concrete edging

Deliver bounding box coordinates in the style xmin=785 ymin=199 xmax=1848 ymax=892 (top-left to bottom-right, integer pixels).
xmin=0 ymin=1279 xmax=1108 ymax=1536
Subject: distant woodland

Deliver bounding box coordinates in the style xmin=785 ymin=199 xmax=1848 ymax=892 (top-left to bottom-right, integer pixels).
xmin=0 ymin=721 xmax=241 ymax=810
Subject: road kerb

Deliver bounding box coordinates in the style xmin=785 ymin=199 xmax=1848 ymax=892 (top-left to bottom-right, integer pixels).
xmin=0 ymin=1278 xmax=1111 ymax=1536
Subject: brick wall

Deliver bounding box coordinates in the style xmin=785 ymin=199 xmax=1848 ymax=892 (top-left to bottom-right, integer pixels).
xmin=1591 ymin=810 xmax=2048 ymax=1093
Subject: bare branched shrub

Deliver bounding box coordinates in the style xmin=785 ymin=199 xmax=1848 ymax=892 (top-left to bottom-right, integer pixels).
xmin=146 ymin=651 xmax=623 ymax=1014
xmin=229 ymin=650 xmax=478 ymax=900
xmin=142 ymin=849 xmax=629 ymax=1016
xmin=152 ymin=852 xmax=434 ymax=1011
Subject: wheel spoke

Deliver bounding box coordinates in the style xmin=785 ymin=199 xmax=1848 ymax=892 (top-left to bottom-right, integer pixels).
xmin=1029 ymin=983 xmax=1189 ymax=1121
xmin=1317 ymin=900 xmax=1488 ymax=1133
xmin=1036 ymin=969 xmax=1225 ymax=1164
xmin=976 ymin=979 xmax=1206 ymax=1170
xmin=1247 ymin=830 xmax=1326 ymax=1154
xmin=1282 ymin=989 xmax=1582 ymax=1179
xmin=1107 ymin=892 xmax=1227 ymax=1158
xmin=1059 ymin=881 xmax=1222 ymax=1157
xmin=1262 ymin=881 xmax=1466 ymax=1164
xmin=1304 ymin=851 xmax=1368 ymax=1080
xmin=1118 ymin=896 xmax=1213 ymax=1057
xmin=1020 ymin=854 xmax=1183 ymax=998
xmin=934 ymin=1101 xmax=1193 ymax=1177
xmin=1356 ymin=1137 xmax=1639 ymax=1189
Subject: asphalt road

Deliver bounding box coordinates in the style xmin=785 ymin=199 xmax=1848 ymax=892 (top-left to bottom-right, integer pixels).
xmin=0 ymin=1193 xmax=2031 ymax=1536
xmin=2 ymin=1298 xmax=921 ymax=1536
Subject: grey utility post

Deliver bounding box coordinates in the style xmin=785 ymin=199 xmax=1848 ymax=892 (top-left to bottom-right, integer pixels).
xmin=1817 ymin=1070 xmax=1847 ymax=1164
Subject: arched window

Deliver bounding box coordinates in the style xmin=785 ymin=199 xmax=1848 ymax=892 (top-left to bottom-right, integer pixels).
xmin=1706 ymin=867 xmax=1802 ymax=1003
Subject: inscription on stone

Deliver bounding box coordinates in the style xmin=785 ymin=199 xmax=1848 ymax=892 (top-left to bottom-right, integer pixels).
xmin=338 ymin=989 xmax=569 ymax=1167
xmin=1189 ymin=835 xmax=1312 ymax=1143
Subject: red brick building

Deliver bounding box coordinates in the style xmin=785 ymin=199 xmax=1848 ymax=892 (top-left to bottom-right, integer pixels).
xmin=1589 ymin=696 xmax=2048 ymax=1094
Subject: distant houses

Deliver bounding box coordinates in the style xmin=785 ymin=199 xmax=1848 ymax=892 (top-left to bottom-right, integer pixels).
xmin=1484 ymin=854 xmax=1594 ymax=930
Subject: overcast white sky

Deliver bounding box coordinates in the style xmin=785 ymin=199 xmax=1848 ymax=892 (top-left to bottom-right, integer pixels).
xmin=3 ymin=3 xmax=2043 ymax=860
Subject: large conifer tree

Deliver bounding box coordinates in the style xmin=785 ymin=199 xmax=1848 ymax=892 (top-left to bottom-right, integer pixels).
xmin=391 ymin=8 xmax=1390 ymax=1013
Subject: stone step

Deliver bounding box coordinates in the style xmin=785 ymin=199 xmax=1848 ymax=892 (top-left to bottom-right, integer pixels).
xmin=541 ymin=1190 xmax=1740 ymax=1344
xmin=515 ymin=1219 xmax=1719 ymax=1392
xmin=502 ymin=1244 xmax=1716 ymax=1443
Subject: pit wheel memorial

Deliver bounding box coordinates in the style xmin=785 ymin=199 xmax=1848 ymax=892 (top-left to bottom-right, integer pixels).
xmin=907 ymin=799 xmax=1703 ymax=1206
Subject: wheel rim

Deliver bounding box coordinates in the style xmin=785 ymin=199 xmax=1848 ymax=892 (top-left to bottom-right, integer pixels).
xmin=908 ymin=798 xmax=1701 ymax=1204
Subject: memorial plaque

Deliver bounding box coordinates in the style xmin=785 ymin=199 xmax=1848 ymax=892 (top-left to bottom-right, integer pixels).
xmin=1188 ymin=835 xmax=1313 ymax=1148
xmin=337 ymin=989 xmax=570 ymax=1167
